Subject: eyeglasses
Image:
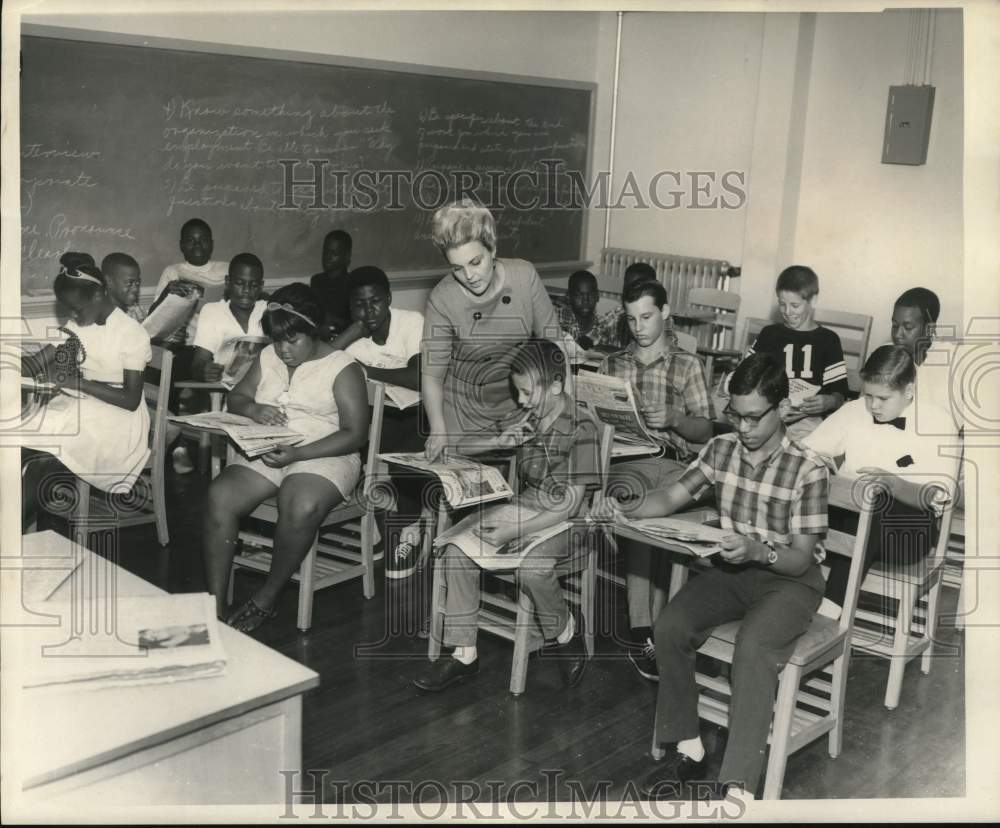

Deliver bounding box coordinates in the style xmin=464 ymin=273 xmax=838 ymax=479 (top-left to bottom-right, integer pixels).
xmin=266 ymin=302 xmax=316 ymax=327
xmin=723 ymin=403 xmax=776 ymax=428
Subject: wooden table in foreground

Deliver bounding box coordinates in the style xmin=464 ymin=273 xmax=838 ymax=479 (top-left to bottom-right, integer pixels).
xmin=7 ymin=530 xmax=319 ymax=809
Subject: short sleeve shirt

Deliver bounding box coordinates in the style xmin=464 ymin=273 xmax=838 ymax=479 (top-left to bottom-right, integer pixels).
xmin=677 ymin=433 xmax=830 ymax=559
xmin=191 ymin=300 xmax=267 ymax=361
xmin=346 ymin=308 xmax=424 ymax=369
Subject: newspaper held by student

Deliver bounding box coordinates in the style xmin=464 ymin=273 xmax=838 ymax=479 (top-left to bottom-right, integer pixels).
xmin=168 ymin=410 xmax=302 ymax=457
xmin=215 ymin=335 xmax=270 ymax=390
xmin=432 ymin=502 xmax=573 ymax=571
xmin=141 ymin=292 xmax=199 ymax=342
xmin=625 ymin=517 xmax=730 ymax=557
xmin=574 ymin=371 xmax=662 ymax=457
xmin=376 ymin=451 xmax=513 ymax=509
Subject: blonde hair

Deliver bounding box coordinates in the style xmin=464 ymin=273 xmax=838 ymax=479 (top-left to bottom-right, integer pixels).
xmin=430 ymin=198 xmax=497 ymax=254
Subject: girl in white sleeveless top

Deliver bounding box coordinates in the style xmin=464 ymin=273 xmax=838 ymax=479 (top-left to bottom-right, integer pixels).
xmin=203 ymin=284 xmax=368 ymax=631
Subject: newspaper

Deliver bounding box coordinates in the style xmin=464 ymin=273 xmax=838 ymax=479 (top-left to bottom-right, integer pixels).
xmin=215 ymin=335 xmax=270 ymax=389
xmin=20 ymin=593 xmax=227 ymax=690
xmin=142 ymin=291 xmax=198 ymax=341
xmin=169 ymin=410 xmax=302 ymax=457
xmin=787 ymin=377 xmax=820 ymax=407
xmin=376 ymin=451 xmax=513 ymax=508
xmin=574 ymin=371 xmax=661 ymax=455
xmin=627 ymin=517 xmax=730 ymax=557
xmin=432 ymin=503 xmax=573 ymax=571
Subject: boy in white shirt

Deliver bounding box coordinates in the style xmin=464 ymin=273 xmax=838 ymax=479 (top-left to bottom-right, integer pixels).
xmin=332 ymin=266 xmax=427 ymax=575
xmin=804 ymin=345 xmax=959 ymax=618
xmin=191 ymin=253 xmax=268 ymax=382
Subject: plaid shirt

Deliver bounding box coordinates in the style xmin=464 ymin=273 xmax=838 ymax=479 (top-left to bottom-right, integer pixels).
xmin=558 ymin=303 xmax=621 ymax=350
xmin=677 ymin=433 xmax=830 ymax=560
xmin=599 ymin=340 xmax=712 ymax=460
xmin=517 ymin=399 xmax=601 ymax=517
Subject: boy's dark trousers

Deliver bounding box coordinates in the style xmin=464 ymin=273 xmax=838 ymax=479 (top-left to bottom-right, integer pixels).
xmin=653 ymin=564 xmax=823 ymax=795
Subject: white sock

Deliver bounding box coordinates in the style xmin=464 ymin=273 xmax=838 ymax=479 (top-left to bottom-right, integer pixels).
xmin=677 ymin=736 xmax=705 ymax=762
xmin=818 ymin=598 xmax=843 ymax=620
xmin=452 ymin=645 xmax=477 ymax=665
xmin=556 ymin=614 xmax=575 ymax=645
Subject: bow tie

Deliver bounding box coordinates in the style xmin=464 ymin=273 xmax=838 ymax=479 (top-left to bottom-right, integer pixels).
xmin=873 ymin=415 xmax=906 ymax=430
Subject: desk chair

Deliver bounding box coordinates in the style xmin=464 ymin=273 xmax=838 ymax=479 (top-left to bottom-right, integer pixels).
xmin=427 ymin=425 xmax=614 ymax=695
xmin=228 ymin=380 xmax=388 ymax=631
xmin=943 ymin=505 xmax=966 ymax=631
xmin=849 ymin=450 xmax=963 ymax=710
xmin=678 ymin=287 xmax=741 ymax=387
xmin=650 ymin=475 xmax=875 ymax=799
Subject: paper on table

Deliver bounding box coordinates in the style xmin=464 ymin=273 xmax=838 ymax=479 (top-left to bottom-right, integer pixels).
xmin=377 ymin=452 xmax=513 ymax=508
xmin=20 ymin=592 xmax=227 ymax=690
xmin=383 ymin=384 xmax=421 ymax=410
xmin=627 ymin=517 xmax=730 ymax=557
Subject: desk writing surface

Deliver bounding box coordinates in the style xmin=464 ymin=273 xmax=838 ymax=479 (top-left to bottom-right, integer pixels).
xmin=12 ymin=532 xmax=319 ymax=790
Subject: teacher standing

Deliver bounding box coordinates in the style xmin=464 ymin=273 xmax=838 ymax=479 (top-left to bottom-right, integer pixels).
xmin=422 ymin=199 xmax=565 ymax=461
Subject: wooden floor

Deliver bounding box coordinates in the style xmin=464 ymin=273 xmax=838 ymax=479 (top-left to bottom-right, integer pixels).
xmin=38 ymin=459 xmax=966 ymax=803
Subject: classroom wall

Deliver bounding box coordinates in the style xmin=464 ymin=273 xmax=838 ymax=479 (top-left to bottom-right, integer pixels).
xmin=789 ymin=10 xmax=964 ymax=348
xmin=606 ymin=12 xmax=764 ymax=266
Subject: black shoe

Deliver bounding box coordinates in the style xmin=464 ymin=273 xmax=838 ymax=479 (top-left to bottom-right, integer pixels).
xmin=412 ymin=657 xmax=479 ymax=692
xmin=639 ymin=751 xmax=709 ymax=800
xmin=628 ymin=637 xmax=659 ymax=682
xmin=554 ymin=616 xmax=588 ymax=688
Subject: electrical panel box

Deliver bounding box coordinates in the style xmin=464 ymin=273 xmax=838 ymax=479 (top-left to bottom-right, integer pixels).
xmin=882 ymin=85 xmax=935 ymax=166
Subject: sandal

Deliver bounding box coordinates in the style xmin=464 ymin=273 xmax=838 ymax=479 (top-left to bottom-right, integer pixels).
xmin=225 ymin=597 xmax=278 ymax=633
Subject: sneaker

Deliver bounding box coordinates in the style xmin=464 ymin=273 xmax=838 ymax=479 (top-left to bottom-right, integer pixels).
xmin=628 ymin=637 xmax=659 ymax=682
xmin=172 ymin=445 xmax=194 ymax=475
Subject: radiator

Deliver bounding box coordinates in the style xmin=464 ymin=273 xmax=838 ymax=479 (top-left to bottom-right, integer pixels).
xmin=598 ymin=247 xmax=738 ymax=348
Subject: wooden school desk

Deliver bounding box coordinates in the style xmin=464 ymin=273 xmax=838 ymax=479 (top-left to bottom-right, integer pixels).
xmin=8 ymin=530 xmax=319 ymax=809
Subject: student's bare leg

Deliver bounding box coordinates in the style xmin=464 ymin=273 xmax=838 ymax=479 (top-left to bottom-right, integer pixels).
xmin=252 ymin=473 xmax=346 ymax=611
xmin=21 ymin=449 xmax=70 ymax=530
xmin=203 ymin=465 xmax=276 ymax=617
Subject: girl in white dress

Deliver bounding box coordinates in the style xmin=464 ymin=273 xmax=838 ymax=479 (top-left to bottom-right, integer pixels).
xmin=203 ymin=283 xmax=368 ymax=631
xmin=21 ymin=253 xmax=152 ymax=528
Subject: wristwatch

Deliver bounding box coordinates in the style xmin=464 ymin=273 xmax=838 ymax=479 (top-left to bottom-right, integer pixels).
xmin=763 ymin=541 xmax=778 ymax=566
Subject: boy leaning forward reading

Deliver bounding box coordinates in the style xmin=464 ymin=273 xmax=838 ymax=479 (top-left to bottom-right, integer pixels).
xmin=412 ymin=338 xmax=601 ymax=693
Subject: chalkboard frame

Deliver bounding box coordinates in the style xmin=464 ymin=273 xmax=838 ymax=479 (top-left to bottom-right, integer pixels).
xmin=17 ymin=22 xmax=596 ymax=313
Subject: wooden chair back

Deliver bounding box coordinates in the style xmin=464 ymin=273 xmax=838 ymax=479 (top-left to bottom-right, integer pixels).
xmin=686 ymin=287 xmax=741 ymax=351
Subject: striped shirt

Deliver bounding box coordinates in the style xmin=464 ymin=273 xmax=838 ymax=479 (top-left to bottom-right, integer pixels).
xmin=677 ymin=432 xmax=830 ymax=559
xmin=599 ymin=340 xmax=712 ymax=461
xmin=517 ymin=398 xmax=601 ymax=516
xmin=748 ymin=324 xmax=849 ymax=398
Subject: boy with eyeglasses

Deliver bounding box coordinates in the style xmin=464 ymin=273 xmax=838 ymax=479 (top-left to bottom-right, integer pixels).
xmin=599 ymin=352 xmax=830 ymax=799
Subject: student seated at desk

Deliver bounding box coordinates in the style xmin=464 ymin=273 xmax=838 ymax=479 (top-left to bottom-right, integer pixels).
xmin=557 ymin=269 xmax=619 ymax=353
xmin=747 ymin=265 xmax=848 ymax=439
xmin=411 ymin=338 xmax=599 ymax=692
xmin=803 ymin=345 xmax=958 ymax=619
xmin=600 ymin=352 xmax=830 ymax=800
xmin=330 ymin=265 xmax=428 ymax=567
xmin=599 ymin=279 xmax=713 ymax=682
xmin=202 ymin=283 xmax=368 ymax=631
xmin=190 ymin=253 xmax=268 ymax=382
xmin=310 ymin=229 xmax=353 ymax=335
xmin=21 ymin=253 xmax=152 ymax=529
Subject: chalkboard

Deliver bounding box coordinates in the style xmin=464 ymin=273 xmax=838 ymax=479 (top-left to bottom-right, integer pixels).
xmin=19 ymin=31 xmax=593 ymax=294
